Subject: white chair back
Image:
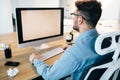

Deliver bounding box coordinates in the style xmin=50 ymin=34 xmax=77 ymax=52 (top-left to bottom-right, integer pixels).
xmin=94 ymin=32 xmax=120 ymax=80
xmin=95 ymin=32 xmax=120 ymax=61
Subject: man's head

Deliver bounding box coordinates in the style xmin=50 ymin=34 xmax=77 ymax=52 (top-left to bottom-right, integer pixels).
xmin=72 ymin=0 xmax=102 ymax=32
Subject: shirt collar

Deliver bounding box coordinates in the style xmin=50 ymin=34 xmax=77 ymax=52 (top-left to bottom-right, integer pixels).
xmin=75 ymin=29 xmax=98 ymax=43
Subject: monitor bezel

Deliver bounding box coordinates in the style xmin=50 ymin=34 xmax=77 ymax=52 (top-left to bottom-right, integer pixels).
xmin=16 ymin=8 xmax=64 ymax=48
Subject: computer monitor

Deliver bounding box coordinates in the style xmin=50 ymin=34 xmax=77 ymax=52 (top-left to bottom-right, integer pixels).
xmin=16 ymin=8 xmax=64 ymax=49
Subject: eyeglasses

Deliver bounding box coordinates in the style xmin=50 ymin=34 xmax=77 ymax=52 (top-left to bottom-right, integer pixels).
xmin=71 ymin=13 xmax=86 ymax=20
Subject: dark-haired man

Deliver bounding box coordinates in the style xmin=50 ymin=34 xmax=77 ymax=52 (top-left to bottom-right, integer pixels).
xmin=29 ymin=0 xmax=102 ymax=80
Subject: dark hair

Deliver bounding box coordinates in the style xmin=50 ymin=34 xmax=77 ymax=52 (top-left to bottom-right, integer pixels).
xmin=75 ymin=0 xmax=102 ymax=28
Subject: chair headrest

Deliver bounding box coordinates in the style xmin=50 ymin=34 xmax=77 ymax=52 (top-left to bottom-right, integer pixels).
xmin=95 ymin=32 xmax=120 ymax=55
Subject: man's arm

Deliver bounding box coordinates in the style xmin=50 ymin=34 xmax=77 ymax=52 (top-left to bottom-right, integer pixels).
xmin=30 ymin=52 xmax=79 ymax=80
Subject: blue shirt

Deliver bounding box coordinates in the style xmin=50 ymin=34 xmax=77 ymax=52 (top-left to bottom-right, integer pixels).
xmin=33 ymin=29 xmax=100 ymax=80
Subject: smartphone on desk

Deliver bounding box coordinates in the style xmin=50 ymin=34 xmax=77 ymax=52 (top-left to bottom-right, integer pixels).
xmin=4 ymin=61 xmax=20 ymax=67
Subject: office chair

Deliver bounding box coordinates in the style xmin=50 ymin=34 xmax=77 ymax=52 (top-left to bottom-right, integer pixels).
xmin=33 ymin=32 xmax=120 ymax=80
xmin=81 ymin=32 xmax=120 ymax=80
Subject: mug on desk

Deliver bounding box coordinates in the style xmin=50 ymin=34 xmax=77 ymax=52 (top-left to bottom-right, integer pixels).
xmin=4 ymin=45 xmax=12 ymax=58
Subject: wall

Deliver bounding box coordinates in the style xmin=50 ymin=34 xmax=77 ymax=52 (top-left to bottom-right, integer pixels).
xmin=100 ymin=0 xmax=120 ymax=20
xmin=0 ymin=0 xmax=13 ymax=34
xmin=60 ymin=0 xmax=76 ymax=19
xmin=97 ymin=0 xmax=120 ymax=34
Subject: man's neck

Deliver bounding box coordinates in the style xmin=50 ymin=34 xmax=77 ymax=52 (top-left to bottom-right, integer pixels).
xmin=79 ymin=25 xmax=92 ymax=34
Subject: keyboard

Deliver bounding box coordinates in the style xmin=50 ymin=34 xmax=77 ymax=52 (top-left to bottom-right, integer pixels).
xmin=39 ymin=47 xmax=64 ymax=61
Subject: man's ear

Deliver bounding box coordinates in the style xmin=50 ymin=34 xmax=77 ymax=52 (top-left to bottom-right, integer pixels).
xmin=77 ymin=16 xmax=83 ymax=25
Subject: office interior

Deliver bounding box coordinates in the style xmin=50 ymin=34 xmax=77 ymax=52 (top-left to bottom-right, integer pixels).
xmin=0 ymin=0 xmax=120 ymax=34
xmin=0 ymin=0 xmax=120 ymax=80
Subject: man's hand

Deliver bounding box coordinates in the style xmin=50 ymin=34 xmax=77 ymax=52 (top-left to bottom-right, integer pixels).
xmin=29 ymin=53 xmax=40 ymax=64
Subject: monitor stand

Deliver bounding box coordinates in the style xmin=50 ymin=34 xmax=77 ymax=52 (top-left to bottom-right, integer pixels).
xmin=34 ymin=44 xmax=50 ymax=51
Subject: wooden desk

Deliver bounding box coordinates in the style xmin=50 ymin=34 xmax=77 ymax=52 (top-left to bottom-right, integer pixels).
xmin=0 ymin=32 xmax=66 ymax=80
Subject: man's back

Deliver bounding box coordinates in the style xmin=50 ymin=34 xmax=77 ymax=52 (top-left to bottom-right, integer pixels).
xmin=63 ymin=29 xmax=100 ymax=80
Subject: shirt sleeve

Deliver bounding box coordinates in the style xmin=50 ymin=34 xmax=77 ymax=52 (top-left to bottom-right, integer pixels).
xmin=33 ymin=51 xmax=79 ymax=80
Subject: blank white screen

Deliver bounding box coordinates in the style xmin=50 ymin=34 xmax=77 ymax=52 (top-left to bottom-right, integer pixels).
xmin=21 ymin=10 xmax=61 ymax=41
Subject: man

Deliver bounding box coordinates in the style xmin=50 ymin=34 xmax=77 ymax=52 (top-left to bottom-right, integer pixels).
xmin=29 ymin=0 xmax=102 ymax=80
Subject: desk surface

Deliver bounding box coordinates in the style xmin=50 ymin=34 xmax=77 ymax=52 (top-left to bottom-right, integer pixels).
xmin=0 ymin=32 xmax=66 ymax=80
